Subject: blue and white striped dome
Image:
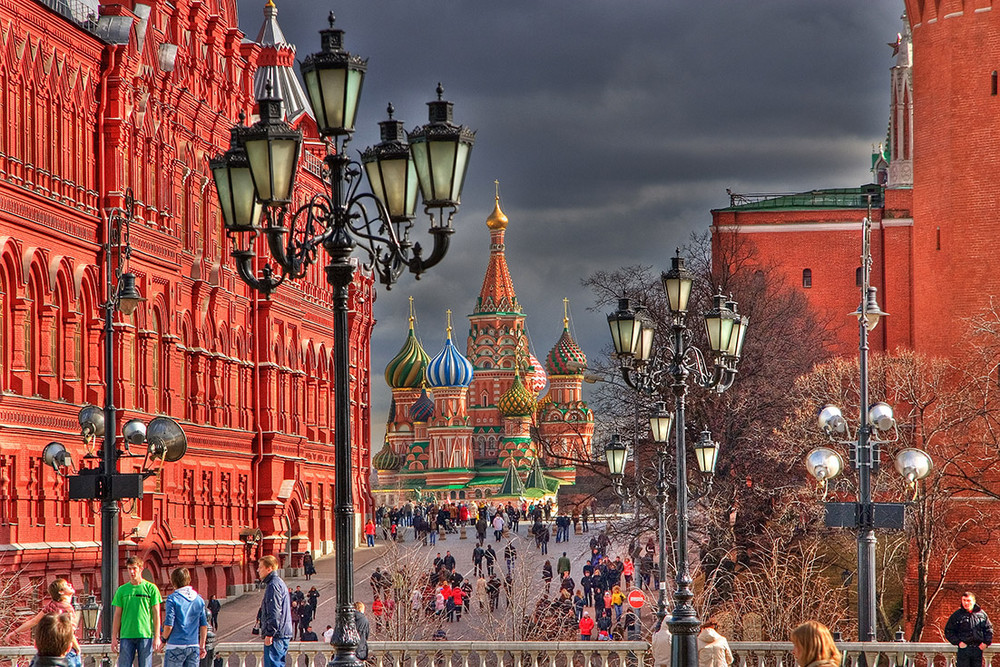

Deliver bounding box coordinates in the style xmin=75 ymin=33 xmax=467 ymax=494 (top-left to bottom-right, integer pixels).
xmin=427 ymin=318 xmax=474 ymax=388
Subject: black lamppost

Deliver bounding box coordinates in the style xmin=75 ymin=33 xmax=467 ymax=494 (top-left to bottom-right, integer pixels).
xmin=605 ymin=250 xmax=747 ymax=667
xmin=804 ymin=202 xmax=931 ymax=641
xmin=210 ymin=14 xmax=474 ymax=667
xmin=41 ymin=189 xmax=188 ymax=642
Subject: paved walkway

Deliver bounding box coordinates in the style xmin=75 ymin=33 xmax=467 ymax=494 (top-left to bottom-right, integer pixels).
xmin=215 ymin=516 xmax=659 ymax=642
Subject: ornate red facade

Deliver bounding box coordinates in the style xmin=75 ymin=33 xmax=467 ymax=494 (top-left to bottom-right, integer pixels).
xmin=0 ymin=0 xmax=374 ymax=601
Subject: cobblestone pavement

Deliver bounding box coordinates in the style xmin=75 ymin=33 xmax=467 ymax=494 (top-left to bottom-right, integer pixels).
xmin=215 ymin=515 xmax=661 ymax=643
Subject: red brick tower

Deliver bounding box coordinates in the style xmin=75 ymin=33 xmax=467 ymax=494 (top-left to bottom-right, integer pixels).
xmin=904 ymin=1 xmax=1000 ymax=357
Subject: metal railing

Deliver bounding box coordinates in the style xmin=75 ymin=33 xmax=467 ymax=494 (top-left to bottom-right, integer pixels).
xmin=0 ymin=641 xmax=980 ymax=667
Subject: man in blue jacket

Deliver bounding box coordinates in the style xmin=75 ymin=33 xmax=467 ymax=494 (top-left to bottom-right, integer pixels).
xmin=256 ymin=556 xmax=293 ymax=667
xmin=161 ymin=568 xmax=208 ymax=667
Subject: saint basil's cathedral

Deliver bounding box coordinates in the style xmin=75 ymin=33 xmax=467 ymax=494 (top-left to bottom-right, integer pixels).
xmin=372 ymin=195 xmax=594 ymax=504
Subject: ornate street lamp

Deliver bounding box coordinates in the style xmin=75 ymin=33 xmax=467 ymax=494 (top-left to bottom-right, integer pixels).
xmin=40 ymin=189 xmax=186 ymax=642
xmin=605 ymin=249 xmax=747 ymax=667
xmin=804 ymin=198 xmax=932 ymax=641
xmin=211 ymin=13 xmax=474 ymax=667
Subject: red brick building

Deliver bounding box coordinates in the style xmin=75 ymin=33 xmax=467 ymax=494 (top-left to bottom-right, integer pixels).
xmin=0 ymin=0 xmax=374 ymax=602
xmin=711 ymin=6 xmax=1000 ymax=638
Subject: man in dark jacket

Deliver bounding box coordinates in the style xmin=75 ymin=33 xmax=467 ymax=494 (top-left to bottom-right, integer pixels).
xmin=353 ymin=602 xmax=370 ymax=661
xmin=946 ymin=591 xmax=993 ymax=667
xmin=256 ymin=556 xmax=292 ymax=667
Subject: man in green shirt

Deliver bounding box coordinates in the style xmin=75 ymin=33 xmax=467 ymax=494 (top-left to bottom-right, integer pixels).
xmin=111 ymin=556 xmax=162 ymax=667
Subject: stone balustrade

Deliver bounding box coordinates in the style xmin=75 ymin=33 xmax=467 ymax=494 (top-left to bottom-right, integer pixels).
xmin=0 ymin=640 xmax=982 ymax=667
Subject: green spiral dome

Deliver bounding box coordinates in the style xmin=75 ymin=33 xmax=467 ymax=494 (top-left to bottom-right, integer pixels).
xmin=498 ymin=371 xmax=536 ymax=417
xmin=385 ymin=324 xmax=429 ymax=389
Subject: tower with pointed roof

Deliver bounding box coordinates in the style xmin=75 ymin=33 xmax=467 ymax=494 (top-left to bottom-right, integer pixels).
xmin=254 ymin=0 xmax=313 ymax=122
xmin=372 ymin=189 xmax=594 ymax=504
xmin=538 ymin=300 xmax=594 ymax=481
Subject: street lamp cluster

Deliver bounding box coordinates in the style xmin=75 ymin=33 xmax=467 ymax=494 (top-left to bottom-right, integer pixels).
xmin=39 ymin=188 xmax=187 ymax=642
xmin=209 ymin=12 xmax=474 ymax=667
xmin=804 ymin=203 xmax=932 ymax=641
xmin=604 ymin=250 xmax=747 ymax=667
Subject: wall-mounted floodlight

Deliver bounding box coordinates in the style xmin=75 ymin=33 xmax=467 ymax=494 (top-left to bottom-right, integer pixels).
xmin=42 ymin=442 xmax=74 ymax=476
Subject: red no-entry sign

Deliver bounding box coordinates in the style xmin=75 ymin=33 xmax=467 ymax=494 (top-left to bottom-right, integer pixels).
xmin=628 ymin=589 xmax=645 ymax=608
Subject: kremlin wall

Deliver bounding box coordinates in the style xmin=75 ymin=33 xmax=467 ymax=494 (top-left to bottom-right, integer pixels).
xmin=711 ymin=6 xmax=1000 ymax=638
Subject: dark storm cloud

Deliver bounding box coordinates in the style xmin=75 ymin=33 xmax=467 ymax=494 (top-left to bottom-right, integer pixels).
xmin=237 ymin=0 xmax=904 ymax=442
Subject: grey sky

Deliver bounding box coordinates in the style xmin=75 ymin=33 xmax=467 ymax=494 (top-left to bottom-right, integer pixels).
xmin=236 ymin=1 xmax=904 ymax=445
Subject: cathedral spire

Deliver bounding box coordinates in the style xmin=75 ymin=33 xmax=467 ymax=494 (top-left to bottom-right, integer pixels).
xmin=253 ymin=0 xmax=313 ymax=122
xmin=476 ymin=181 xmax=521 ymax=314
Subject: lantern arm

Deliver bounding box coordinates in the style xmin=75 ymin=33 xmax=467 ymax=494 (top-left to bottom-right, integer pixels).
xmin=338 ymin=190 xmax=413 ymax=288
xmin=407 ymin=226 xmax=454 ymax=276
xmin=680 ymin=342 xmax=739 ymax=394
xmin=230 ymin=245 xmax=285 ymax=296
xmin=261 ymin=197 xmax=334 ymax=280
xmin=619 ymin=348 xmax=671 ymax=396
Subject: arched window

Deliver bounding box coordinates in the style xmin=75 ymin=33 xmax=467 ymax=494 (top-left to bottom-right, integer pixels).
xmin=856 ymin=267 xmax=863 ymax=287
xmin=0 ymin=268 xmax=7 ymax=390
xmin=150 ymin=311 xmax=162 ymax=414
xmin=802 ymin=269 xmax=812 ymax=288
xmin=992 ymin=71 xmax=998 ymax=96
xmin=49 ymin=288 xmax=62 ymax=395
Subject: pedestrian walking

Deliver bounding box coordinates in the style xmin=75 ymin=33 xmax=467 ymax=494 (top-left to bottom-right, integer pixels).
xmin=946 ymin=592 xmax=994 ymax=667
xmin=31 ymin=613 xmax=75 ymax=667
xmin=790 ymin=621 xmax=840 ymax=667
xmin=579 ymin=611 xmax=595 ymax=640
xmin=256 ymin=556 xmax=293 ymax=667
xmin=484 ymin=545 xmax=497 ymax=576
xmin=557 ymin=552 xmax=572 ymax=577
xmin=472 ymin=545 xmax=485 ymax=577
xmin=581 ymin=505 xmax=589 ymax=532
xmin=372 ymin=597 xmax=384 ymax=631
xmin=7 ymin=578 xmax=81 ymax=667
xmin=698 ymin=619 xmax=734 ymax=667
xmin=364 ymin=519 xmax=376 ymax=547
xmin=303 ymin=553 xmax=316 ymax=581
xmin=542 ymin=560 xmax=553 ymax=591
xmin=492 ymin=513 xmax=505 ymax=542
xmin=161 ymin=567 xmax=208 ymax=667
xmin=573 ymin=590 xmax=586 ymax=621
xmin=354 ymin=602 xmax=370 ymax=661
xmin=111 ymin=556 xmax=162 ymax=667
xmin=207 ymin=596 xmax=221 ymax=631
xmin=307 ymin=587 xmax=320 ymax=615
xmin=652 ymin=621 xmax=672 ymax=667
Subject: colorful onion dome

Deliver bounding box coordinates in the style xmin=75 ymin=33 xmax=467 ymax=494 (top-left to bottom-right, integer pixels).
xmin=486 ymin=190 xmax=508 ymax=231
xmin=372 ymin=441 xmax=402 ymax=471
xmin=385 ymin=313 xmax=429 ymax=389
xmin=409 ymin=387 xmax=435 ymax=422
xmin=426 ymin=313 xmax=475 ymax=388
xmin=498 ymin=371 xmax=536 ymax=417
xmin=525 ymin=353 xmax=548 ymax=394
xmin=546 ymin=326 xmax=587 ymax=375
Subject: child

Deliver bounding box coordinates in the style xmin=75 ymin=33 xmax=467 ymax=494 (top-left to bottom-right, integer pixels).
xmin=8 ymin=579 xmax=81 ymax=667
xmin=32 ymin=614 xmax=75 ymax=667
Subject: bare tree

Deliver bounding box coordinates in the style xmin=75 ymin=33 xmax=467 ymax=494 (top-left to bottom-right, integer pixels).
xmin=467 ymin=539 xmax=576 ymax=641
xmin=0 ymin=566 xmax=42 ymax=645
xmin=581 ymin=231 xmax=835 ymax=614
xmin=771 ymin=349 xmax=1000 ymax=640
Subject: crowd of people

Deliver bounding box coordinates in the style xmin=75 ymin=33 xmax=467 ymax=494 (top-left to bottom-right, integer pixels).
xmin=364 ymin=500 xmax=595 ymax=548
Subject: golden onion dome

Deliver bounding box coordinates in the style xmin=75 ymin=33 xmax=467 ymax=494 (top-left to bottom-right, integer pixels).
xmin=486 ymin=192 xmax=508 ymax=231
